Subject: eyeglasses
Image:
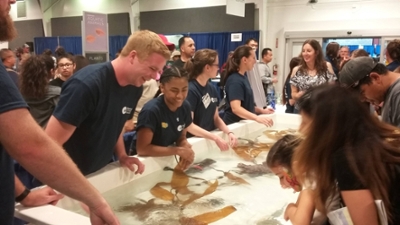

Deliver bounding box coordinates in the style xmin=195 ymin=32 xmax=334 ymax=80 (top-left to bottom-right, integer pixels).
xmin=58 ymin=63 xmax=73 ymax=68
xmin=211 ymin=63 xmax=219 ymax=68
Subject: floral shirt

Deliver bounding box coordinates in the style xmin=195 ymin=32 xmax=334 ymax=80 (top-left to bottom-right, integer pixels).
xmin=290 ymin=67 xmax=336 ymax=110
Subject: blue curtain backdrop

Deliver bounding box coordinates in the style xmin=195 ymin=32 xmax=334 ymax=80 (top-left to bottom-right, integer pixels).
xmin=59 ymin=36 xmax=83 ymax=55
xmin=109 ymin=35 xmax=129 ymax=60
xmin=33 ymin=30 xmax=259 ymax=66
xmin=186 ymin=31 xmax=260 ymax=68
xmin=33 ymin=37 xmax=58 ymax=55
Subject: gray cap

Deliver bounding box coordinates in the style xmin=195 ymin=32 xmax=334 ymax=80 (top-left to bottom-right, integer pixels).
xmin=339 ymin=56 xmax=377 ymax=87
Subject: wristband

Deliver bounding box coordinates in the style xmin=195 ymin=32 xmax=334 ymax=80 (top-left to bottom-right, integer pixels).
xmin=228 ymin=132 xmax=234 ymax=135
xmin=15 ymin=188 xmax=30 ymax=202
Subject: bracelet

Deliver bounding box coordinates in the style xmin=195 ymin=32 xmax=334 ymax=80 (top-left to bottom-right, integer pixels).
xmin=15 ymin=188 xmax=30 ymax=202
xmin=227 ymin=132 xmax=234 ymax=135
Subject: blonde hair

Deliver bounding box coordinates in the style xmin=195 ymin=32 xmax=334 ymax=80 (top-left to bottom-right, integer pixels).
xmin=120 ymin=30 xmax=171 ymax=61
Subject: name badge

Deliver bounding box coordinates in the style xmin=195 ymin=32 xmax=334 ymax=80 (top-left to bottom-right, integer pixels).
xmin=202 ymin=93 xmax=211 ymax=109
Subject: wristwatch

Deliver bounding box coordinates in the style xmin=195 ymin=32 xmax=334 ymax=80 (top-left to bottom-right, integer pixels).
xmin=15 ymin=188 xmax=31 ymax=202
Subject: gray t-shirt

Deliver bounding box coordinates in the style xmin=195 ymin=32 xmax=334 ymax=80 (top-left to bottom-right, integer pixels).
xmin=257 ymin=62 xmax=275 ymax=94
xmin=381 ymin=78 xmax=400 ymax=127
xmin=24 ymin=85 xmax=61 ymax=128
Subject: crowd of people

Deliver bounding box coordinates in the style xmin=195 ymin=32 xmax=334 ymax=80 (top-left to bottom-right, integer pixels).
xmin=2 ymin=0 xmax=400 ymax=224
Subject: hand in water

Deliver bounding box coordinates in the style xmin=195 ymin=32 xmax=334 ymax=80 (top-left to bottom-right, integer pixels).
xmin=228 ymin=132 xmax=238 ymax=147
xmin=81 ymin=201 xmax=120 ymax=225
xmin=214 ymin=136 xmax=229 ymax=151
xmin=255 ymin=116 xmax=273 ymax=127
xmin=119 ymin=156 xmax=145 ymax=174
xmin=177 ymin=147 xmax=195 ymax=163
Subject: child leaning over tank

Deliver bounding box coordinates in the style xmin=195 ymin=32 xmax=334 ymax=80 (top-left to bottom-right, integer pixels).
xmin=265 ymin=134 xmax=340 ymax=225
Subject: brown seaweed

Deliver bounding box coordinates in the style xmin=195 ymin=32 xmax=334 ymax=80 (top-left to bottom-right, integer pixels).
xmin=123 ymin=161 xmax=244 ymax=224
xmin=231 ymin=146 xmax=258 ymax=162
xmin=171 ymin=167 xmax=191 ymax=195
xmin=150 ymin=183 xmax=175 ymax=201
xmin=181 ymin=180 xmax=218 ymax=206
xmin=232 ymin=138 xmax=272 ymax=162
xmin=184 ymin=205 xmax=237 ymax=224
xmin=224 ymin=171 xmax=250 ymax=185
xmin=263 ymin=129 xmax=297 ymax=141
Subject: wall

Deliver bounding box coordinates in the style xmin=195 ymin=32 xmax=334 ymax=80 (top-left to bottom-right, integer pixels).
xmin=139 ymin=0 xmax=267 ymax=48
xmin=139 ymin=0 xmax=262 ymax=11
xmin=42 ymin=0 xmax=133 ymax=36
xmin=9 ymin=0 xmax=44 ymax=50
xmin=51 ymin=13 xmax=131 ymax=36
xmin=140 ymin=4 xmax=256 ymax=34
xmin=11 ymin=19 xmax=45 ymax=51
xmin=9 ymin=0 xmax=42 ymax=21
xmin=265 ymin=0 xmax=400 ymax=95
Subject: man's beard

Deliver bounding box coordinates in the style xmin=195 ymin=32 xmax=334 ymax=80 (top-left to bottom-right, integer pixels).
xmin=0 ymin=13 xmax=17 ymax=41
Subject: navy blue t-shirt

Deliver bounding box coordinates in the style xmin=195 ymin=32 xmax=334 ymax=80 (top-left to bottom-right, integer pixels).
xmin=53 ymin=62 xmax=143 ymax=175
xmin=0 ymin=62 xmax=28 ymax=224
xmin=186 ymin=80 xmax=218 ymax=132
xmin=223 ymin=72 xmax=255 ymax=125
xmin=132 ymin=95 xmax=192 ymax=151
xmin=284 ymin=79 xmax=294 ymax=113
xmin=334 ymin=148 xmax=400 ymax=225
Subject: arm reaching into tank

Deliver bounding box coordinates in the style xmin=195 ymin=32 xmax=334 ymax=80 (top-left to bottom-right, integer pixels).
xmin=1 ymin=108 xmax=119 ymax=225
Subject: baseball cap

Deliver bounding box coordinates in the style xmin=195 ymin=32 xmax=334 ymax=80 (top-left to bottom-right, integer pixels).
xmin=158 ymin=34 xmax=175 ymax=51
xmin=339 ymin=56 xmax=377 ymax=88
xmin=171 ymin=50 xmax=180 ymax=58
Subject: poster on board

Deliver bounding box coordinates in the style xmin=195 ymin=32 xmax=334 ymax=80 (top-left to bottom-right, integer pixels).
xmin=82 ymin=11 xmax=109 ymax=63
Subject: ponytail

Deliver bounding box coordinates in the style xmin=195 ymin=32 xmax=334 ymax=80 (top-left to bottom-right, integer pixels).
xmin=223 ymin=45 xmax=253 ymax=84
xmin=184 ymin=58 xmax=196 ymax=80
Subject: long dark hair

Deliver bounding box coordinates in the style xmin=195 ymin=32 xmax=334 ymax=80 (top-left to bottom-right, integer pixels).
xmin=20 ymin=56 xmax=49 ymax=99
xmin=282 ymin=57 xmax=301 ymax=105
xmin=294 ymin=84 xmax=400 ymax=221
xmin=386 ymin=39 xmax=400 ymax=62
xmin=40 ymin=54 xmax=55 ymax=80
xmin=298 ymin=39 xmax=328 ymax=76
xmin=223 ymin=45 xmax=253 ymax=84
xmin=184 ymin=49 xmax=218 ymax=80
xmin=325 ymin=42 xmax=339 ymax=69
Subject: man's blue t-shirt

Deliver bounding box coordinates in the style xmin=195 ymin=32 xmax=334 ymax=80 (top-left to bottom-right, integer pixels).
xmin=223 ymin=72 xmax=255 ymax=125
xmin=186 ymin=80 xmax=218 ymax=133
xmin=131 ymin=95 xmax=192 ymax=152
xmin=53 ymin=62 xmax=143 ymax=175
xmin=0 ymin=62 xmax=28 ymax=224
xmin=387 ymin=60 xmax=400 ymax=72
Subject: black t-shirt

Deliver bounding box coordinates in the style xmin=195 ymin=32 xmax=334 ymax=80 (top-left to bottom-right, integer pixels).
xmin=284 ymin=79 xmax=294 ymax=113
xmin=133 ymin=95 xmax=192 ymax=149
xmin=186 ymin=80 xmax=218 ymax=133
xmin=223 ymin=72 xmax=255 ymax=125
xmin=172 ymin=58 xmax=186 ymax=69
xmin=333 ymin=148 xmax=400 ymax=225
xmin=49 ymin=78 xmax=65 ymax=88
xmin=53 ymin=62 xmax=143 ymax=175
xmin=0 ymin=62 xmax=28 ymax=224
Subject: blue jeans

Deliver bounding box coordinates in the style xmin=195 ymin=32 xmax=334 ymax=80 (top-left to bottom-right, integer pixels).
xmin=267 ymin=93 xmax=275 ymax=109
